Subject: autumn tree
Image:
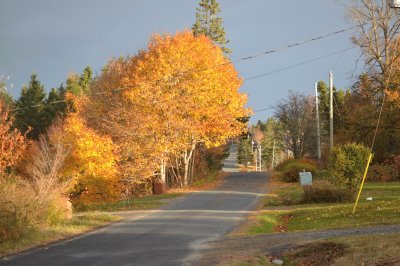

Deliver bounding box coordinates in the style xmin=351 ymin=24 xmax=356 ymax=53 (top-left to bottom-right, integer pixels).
xmin=51 ymin=112 xmax=122 ymax=204
xmin=274 ymin=92 xmax=315 ymax=159
xmin=0 ymin=100 xmax=27 ymax=175
xmin=192 ymin=0 xmax=231 ymax=55
xmin=0 ymin=75 xmax=14 ymax=108
xmin=84 ymin=31 xmax=249 ymax=188
xmin=349 ymin=0 xmax=400 ymax=96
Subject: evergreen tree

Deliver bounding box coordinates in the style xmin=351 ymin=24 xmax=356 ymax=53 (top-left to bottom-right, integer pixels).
xmin=66 ymin=65 xmax=93 ymax=96
xmin=261 ymin=118 xmax=286 ymax=168
xmin=78 ymin=66 xmax=93 ymax=94
xmin=14 ymin=73 xmax=47 ymax=139
xmin=192 ymin=0 xmax=231 ymax=55
xmin=237 ymin=136 xmax=253 ymax=166
xmin=317 ymin=80 xmax=348 ymax=138
xmin=43 ymin=84 xmax=68 ymax=127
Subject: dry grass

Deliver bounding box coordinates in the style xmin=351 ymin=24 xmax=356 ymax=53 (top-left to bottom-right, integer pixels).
xmin=0 ymin=212 xmax=121 ymax=258
xmin=332 ymin=233 xmax=400 ymax=265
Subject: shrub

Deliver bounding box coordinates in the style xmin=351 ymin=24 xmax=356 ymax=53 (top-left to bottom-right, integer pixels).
xmin=328 ymin=143 xmax=371 ymax=189
xmin=368 ymin=164 xmax=399 ymax=182
xmin=278 ymin=159 xmax=317 ymax=182
xmin=0 ymin=179 xmax=34 ymax=242
xmin=302 ymin=183 xmax=354 ymax=204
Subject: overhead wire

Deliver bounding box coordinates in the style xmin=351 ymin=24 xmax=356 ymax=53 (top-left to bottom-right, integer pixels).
xmin=9 ymin=25 xmax=357 ymax=112
xmin=244 ymin=47 xmax=355 ymax=81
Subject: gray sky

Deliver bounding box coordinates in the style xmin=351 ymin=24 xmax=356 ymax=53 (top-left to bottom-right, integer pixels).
xmin=0 ymin=0 xmax=361 ymax=123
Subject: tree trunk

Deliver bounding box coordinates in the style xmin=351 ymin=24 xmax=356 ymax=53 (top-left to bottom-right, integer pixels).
xmin=160 ymin=158 xmax=166 ymax=182
xmin=183 ymin=142 xmax=196 ymax=187
xmin=189 ymin=144 xmax=196 ymax=184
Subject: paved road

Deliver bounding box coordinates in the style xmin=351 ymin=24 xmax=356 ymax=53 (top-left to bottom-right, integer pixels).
xmin=221 ymin=142 xmax=240 ymax=173
xmin=1 ymin=147 xmax=267 ymax=266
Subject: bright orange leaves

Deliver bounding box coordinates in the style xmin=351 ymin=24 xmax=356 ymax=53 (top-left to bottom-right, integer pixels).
xmin=82 ymin=30 xmax=250 ymax=183
xmin=0 ymin=101 xmax=27 ymax=174
xmin=53 ymin=113 xmax=121 ymax=204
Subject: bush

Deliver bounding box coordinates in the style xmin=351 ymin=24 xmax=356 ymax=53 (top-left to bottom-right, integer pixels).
xmin=278 ymin=159 xmax=317 ymax=182
xmin=1 ymin=132 xmax=72 ymax=242
xmin=367 ymin=155 xmax=400 ymax=182
xmin=328 ymin=143 xmax=371 ymax=189
xmin=0 ymin=179 xmax=34 ymax=242
xmin=302 ymin=183 xmax=354 ymax=204
xmin=368 ymin=164 xmax=399 ymax=182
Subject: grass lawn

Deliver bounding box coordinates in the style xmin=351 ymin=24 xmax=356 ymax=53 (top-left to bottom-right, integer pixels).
xmin=249 ymin=182 xmax=400 ymax=234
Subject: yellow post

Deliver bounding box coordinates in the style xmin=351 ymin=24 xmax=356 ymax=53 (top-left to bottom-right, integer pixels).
xmin=352 ymin=153 xmax=373 ymax=214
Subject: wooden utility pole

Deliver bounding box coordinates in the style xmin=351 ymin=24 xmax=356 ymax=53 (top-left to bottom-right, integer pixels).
xmin=315 ymin=82 xmax=321 ymax=160
xmin=258 ymin=143 xmax=262 ymax=172
xmin=329 ymin=71 xmax=334 ymax=151
xmin=272 ymin=139 xmax=276 ymax=169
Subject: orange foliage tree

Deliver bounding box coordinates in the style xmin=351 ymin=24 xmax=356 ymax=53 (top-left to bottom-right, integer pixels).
xmin=51 ymin=111 xmax=122 ymax=204
xmin=0 ymin=100 xmax=27 ymax=175
xmin=83 ymin=30 xmax=250 ymax=188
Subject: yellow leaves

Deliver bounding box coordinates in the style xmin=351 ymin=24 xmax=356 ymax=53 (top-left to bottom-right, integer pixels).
xmin=51 ymin=113 xmax=121 ymax=204
xmin=80 ymin=30 xmax=250 ymax=182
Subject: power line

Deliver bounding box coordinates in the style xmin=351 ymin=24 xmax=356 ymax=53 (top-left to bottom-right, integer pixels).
xmin=244 ymin=47 xmax=355 ymax=81
xmin=231 ymin=25 xmax=357 ymax=64
xmin=253 ymin=107 xmax=274 ymax=113
xmin=192 ymin=25 xmax=358 ymax=73
xmin=9 ymin=26 xmax=358 ymax=112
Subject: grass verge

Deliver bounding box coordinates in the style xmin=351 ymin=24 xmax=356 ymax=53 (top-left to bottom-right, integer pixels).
xmin=0 ymin=212 xmax=120 ymax=257
xmin=74 ymin=193 xmax=184 ymax=212
xmin=250 ymin=182 xmax=400 ymax=234
xmin=1 ymin=192 xmax=186 ymax=257
xmin=283 ymin=232 xmax=400 ymax=265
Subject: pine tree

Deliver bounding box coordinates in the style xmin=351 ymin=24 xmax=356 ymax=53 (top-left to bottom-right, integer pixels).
xmin=43 ymin=84 xmax=68 ymax=127
xmin=192 ymin=0 xmax=231 ymax=55
xmin=78 ymin=66 xmax=93 ymax=94
xmin=14 ymin=73 xmax=47 ymax=139
xmin=237 ymin=137 xmax=253 ymax=166
xmin=66 ymin=65 xmax=93 ymax=96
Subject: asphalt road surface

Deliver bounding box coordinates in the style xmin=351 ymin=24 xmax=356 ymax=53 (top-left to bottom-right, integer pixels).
xmin=1 ymin=145 xmax=267 ymax=266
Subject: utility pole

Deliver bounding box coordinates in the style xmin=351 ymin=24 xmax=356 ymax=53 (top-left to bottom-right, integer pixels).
xmin=329 ymin=71 xmax=334 ymax=151
xmin=272 ymin=139 xmax=276 ymax=169
xmin=258 ymin=142 xmax=262 ymax=172
xmin=315 ymin=82 xmax=321 ymax=160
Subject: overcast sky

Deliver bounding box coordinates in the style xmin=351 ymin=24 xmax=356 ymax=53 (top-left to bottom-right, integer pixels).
xmin=0 ymin=0 xmax=361 ymax=123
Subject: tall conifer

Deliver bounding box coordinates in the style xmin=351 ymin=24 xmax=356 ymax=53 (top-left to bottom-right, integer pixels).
xmin=192 ymin=0 xmax=231 ymax=55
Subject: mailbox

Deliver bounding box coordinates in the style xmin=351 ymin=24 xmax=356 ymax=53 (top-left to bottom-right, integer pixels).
xmin=299 ymin=172 xmax=312 ymax=186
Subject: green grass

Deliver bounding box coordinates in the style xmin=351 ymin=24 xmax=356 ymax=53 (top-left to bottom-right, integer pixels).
xmin=250 ymin=182 xmax=400 ymax=234
xmin=263 ymin=183 xmax=303 ymax=206
xmin=192 ymin=170 xmax=224 ymax=188
xmin=74 ymin=193 xmax=183 ymax=212
xmin=248 ymin=212 xmax=281 ymax=235
xmin=0 ymin=212 xmax=120 ymax=257
xmin=235 ymin=255 xmax=273 ymax=266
